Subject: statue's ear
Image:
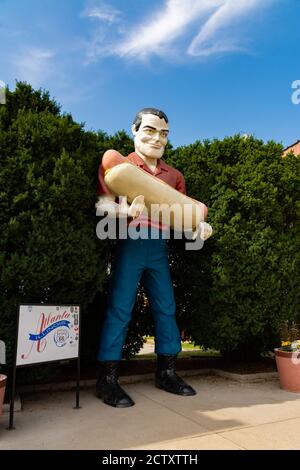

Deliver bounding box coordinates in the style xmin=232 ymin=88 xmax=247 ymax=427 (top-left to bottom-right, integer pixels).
xmin=131 ymin=124 xmax=137 ymax=136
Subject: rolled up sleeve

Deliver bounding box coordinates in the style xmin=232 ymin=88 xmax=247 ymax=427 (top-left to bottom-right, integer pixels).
xmin=97 ymin=163 xmax=113 ymax=196
xmin=175 ymin=171 xmax=186 ymax=195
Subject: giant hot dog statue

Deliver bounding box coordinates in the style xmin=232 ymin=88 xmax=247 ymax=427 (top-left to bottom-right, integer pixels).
xmin=102 ymin=150 xmax=208 ymax=232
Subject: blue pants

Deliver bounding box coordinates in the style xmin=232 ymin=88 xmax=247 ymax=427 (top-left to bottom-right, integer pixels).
xmin=97 ymin=233 xmax=182 ymax=361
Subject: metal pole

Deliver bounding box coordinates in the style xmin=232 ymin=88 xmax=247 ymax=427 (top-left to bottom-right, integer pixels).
xmin=74 ymin=355 xmax=81 ymax=409
xmin=74 ymin=306 xmax=81 ymax=409
xmin=8 ymin=362 xmax=16 ymax=430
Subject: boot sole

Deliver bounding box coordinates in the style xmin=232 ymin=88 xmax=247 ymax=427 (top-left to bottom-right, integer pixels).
xmin=110 ymin=401 xmax=135 ymax=408
xmin=155 ymin=382 xmax=197 ymax=396
xmin=96 ymin=391 xmax=135 ymax=407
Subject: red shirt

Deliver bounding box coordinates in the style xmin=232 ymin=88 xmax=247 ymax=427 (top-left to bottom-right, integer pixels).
xmin=98 ymin=152 xmax=186 ymax=195
xmin=97 ymin=152 xmax=186 ymax=228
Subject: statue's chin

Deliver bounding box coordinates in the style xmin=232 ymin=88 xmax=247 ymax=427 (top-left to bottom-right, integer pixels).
xmin=147 ymin=152 xmax=163 ymax=159
xmin=141 ymin=146 xmax=164 ymax=159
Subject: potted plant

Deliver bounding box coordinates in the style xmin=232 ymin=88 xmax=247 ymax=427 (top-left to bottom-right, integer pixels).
xmin=274 ymin=321 xmax=300 ymax=393
xmin=0 ymin=340 xmax=7 ymax=415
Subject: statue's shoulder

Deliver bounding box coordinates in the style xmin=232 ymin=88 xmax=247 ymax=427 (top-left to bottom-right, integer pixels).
xmin=160 ymin=159 xmax=184 ymax=177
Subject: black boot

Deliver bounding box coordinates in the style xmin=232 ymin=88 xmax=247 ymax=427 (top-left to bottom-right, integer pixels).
xmin=156 ymin=355 xmax=197 ymax=396
xmin=96 ymin=361 xmax=135 ymax=408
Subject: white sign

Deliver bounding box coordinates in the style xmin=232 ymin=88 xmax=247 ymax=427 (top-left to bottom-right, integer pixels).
xmin=16 ymin=305 xmax=80 ymax=366
xmin=0 ymin=340 xmax=5 ymax=364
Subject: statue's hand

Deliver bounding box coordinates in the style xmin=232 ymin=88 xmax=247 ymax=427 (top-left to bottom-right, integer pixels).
xmin=128 ymin=195 xmax=145 ymax=219
xmin=192 ymin=222 xmax=213 ymax=241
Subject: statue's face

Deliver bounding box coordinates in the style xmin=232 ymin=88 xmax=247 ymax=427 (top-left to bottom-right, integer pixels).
xmin=132 ymin=114 xmax=169 ymax=160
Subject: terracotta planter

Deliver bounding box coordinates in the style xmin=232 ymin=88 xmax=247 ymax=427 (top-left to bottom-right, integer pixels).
xmin=0 ymin=374 xmax=7 ymax=415
xmin=274 ymin=348 xmax=300 ymax=393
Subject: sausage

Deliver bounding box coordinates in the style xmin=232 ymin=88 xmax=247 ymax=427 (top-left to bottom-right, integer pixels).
xmin=102 ymin=150 xmax=208 ymax=231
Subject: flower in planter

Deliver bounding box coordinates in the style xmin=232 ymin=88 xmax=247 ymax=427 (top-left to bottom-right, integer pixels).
xmin=280 ymin=340 xmax=300 ymax=352
xmin=291 ymin=340 xmax=300 ymax=350
xmin=274 ymin=322 xmax=300 ymax=392
xmin=277 ymin=321 xmax=300 ymax=352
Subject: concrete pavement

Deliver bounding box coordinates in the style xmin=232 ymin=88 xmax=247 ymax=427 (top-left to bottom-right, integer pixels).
xmin=1 ymin=374 xmax=300 ymax=450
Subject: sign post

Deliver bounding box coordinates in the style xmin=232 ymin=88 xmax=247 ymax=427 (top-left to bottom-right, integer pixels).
xmin=9 ymin=304 xmax=81 ymax=430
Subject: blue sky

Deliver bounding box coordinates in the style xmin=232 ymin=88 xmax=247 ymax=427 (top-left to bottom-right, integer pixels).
xmin=1 ymin=0 xmax=299 ymax=148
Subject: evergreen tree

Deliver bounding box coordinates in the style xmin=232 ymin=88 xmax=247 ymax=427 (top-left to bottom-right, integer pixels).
xmin=0 ymin=82 xmax=107 ymax=363
xmin=167 ymin=136 xmax=300 ymax=359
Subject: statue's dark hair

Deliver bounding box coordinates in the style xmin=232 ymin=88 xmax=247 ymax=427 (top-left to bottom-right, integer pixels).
xmin=132 ymin=108 xmax=168 ymax=131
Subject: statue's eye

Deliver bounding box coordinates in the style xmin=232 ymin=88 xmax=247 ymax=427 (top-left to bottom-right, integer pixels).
xmin=144 ymin=128 xmax=155 ymax=135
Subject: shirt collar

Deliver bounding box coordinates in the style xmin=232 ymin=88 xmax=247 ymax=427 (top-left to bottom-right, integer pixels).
xmin=128 ymin=152 xmax=168 ymax=176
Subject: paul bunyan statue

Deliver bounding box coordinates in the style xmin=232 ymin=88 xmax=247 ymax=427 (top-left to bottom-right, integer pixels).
xmin=96 ymin=108 xmax=213 ymax=408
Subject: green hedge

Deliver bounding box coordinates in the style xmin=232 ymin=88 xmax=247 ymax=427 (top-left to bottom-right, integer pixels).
xmin=0 ymin=83 xmax=107 ymax=365
xmin=1 ymin=83 xmax=299 ymax=369
xmin=166 ymin=137 xmax=300 ymax=359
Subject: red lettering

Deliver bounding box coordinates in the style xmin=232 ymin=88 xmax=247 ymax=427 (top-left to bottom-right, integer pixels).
xmin=36 ymin=313 xmax=47 ymax=353
xmin=33 ymin=310 xmax=71 ymax=353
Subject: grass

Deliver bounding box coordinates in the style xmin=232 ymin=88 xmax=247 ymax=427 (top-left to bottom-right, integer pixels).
xmin=134 ymin=350 xmax=221 ymax=360
xmin=181 ymin=342 xmax=203 ymax=350
xmin=133 ymin=337 xmax=221 ymax=360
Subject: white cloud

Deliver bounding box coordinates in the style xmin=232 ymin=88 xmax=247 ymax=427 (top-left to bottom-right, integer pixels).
xmin=11 ymin=48 xmax=55 ymax=86
xmin=82 ymin=3 xmax=121 ymax=24
xmin=188 ymin=0 xmax=264 ymax=56
xmin=114 ymin=0 xmax=223 ymax=59
xmin=84 ymin=0 xmax=274 ymax=61
xmin=81 ymin=2 xmax=122 ymax=63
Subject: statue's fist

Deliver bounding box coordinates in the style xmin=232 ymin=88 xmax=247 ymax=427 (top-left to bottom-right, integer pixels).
xmin=192 ymin=222 xmax=213 ymax=241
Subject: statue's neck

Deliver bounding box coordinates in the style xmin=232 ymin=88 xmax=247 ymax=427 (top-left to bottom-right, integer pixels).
xmin=135 ymin=151 xmax=158 ymax=172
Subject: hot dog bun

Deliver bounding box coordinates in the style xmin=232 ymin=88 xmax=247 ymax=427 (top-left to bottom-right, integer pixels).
xmin=103 ymin=150 xmax=208 ymax=231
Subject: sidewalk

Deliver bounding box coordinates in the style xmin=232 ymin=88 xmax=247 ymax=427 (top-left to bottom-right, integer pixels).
xmin=1 ymin=374 xmax=300 ymax=450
